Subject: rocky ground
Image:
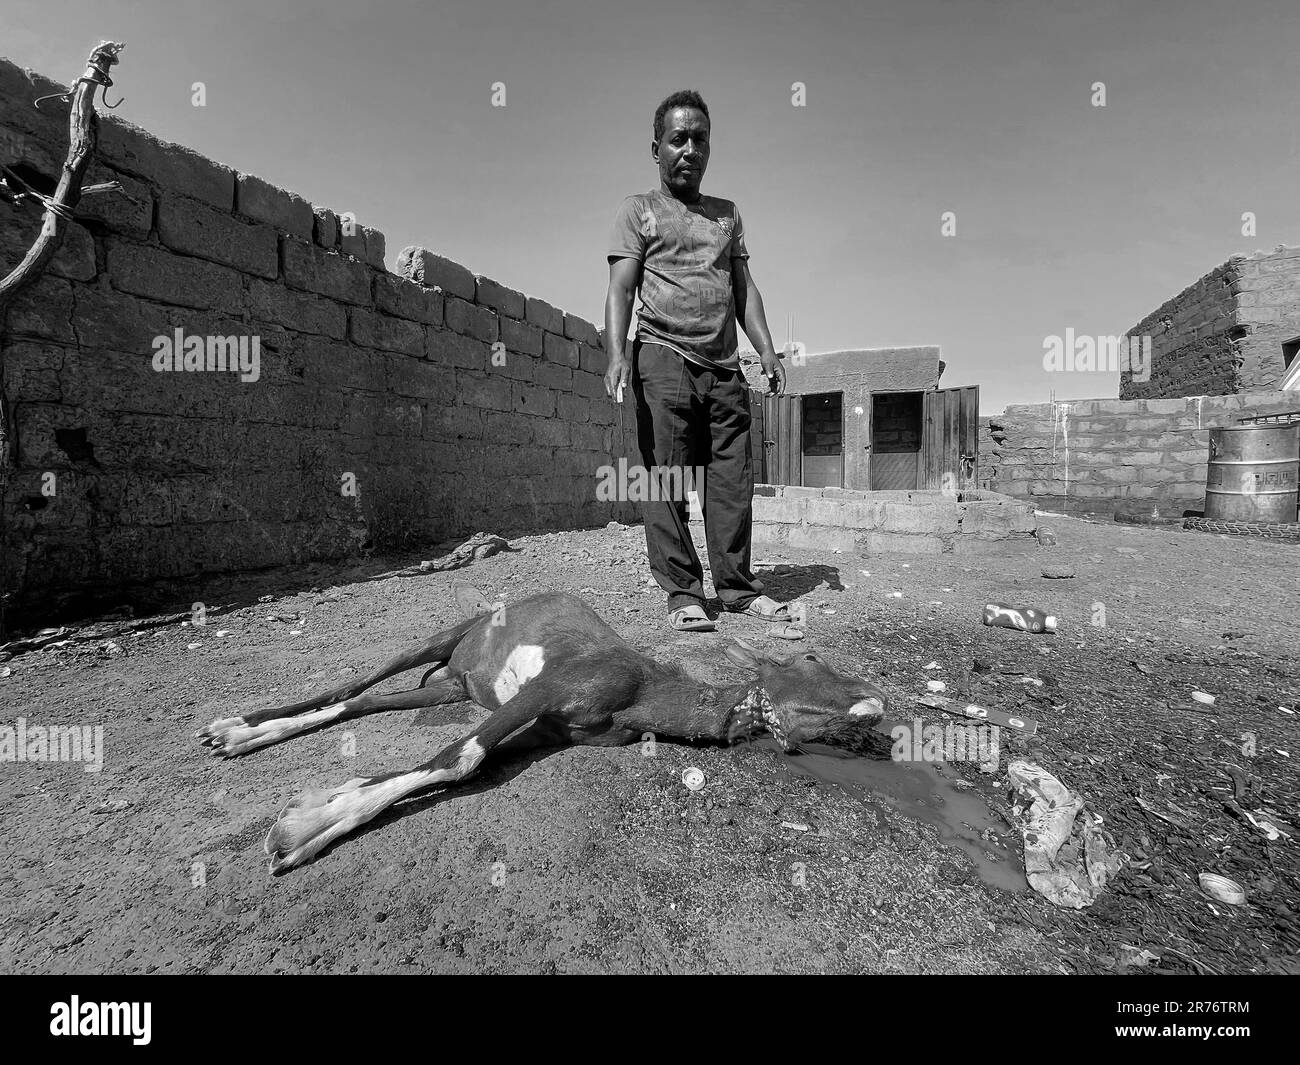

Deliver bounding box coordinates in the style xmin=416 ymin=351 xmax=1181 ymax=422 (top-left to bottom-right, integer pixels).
xmin=0 ymin=512 xmax=1296 ymax=974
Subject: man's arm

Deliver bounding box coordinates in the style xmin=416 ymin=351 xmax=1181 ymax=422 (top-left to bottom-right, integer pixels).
xmin=732 ymin=259 xmax=785 ymax=394
xmin=604 ymin=256 xmax=641 ymax=400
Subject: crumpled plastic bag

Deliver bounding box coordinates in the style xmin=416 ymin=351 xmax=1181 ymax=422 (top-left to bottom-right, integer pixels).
xmin=1008 ymin=760 xmax=1124 ymax=909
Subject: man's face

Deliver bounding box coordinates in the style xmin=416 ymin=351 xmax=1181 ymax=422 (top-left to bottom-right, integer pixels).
xmin=654 ymin=106 xmax=710 ymax=198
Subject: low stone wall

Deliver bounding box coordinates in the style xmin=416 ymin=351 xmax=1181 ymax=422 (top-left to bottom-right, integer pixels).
xmin=981 ymin=390 xmax=1300 ymax=517
xmin=747 ymin=484 xmax=1037 ymax=556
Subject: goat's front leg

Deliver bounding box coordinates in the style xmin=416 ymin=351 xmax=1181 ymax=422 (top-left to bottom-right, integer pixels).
xmin=199 ymin=675 xmax=468 ymax=758
xmin=197 ymin=615 xmax=479 ymax=750
xmin=264 ymin=668 xmax=629 ymax=873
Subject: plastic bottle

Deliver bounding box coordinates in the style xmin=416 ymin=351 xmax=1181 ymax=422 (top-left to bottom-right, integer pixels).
xmin=983 ymin=602 xmax=1057 ymax=634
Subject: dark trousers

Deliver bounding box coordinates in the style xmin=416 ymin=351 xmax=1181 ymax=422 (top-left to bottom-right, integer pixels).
xmin=631 ymin=340 xmax=764 ymax=612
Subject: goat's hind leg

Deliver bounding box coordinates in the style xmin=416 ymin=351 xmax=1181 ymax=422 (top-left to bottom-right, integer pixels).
xmin=197 ymin=615 xmax=478 ymax=755
xmin=265 ymin=674 xmax=583 ymax=873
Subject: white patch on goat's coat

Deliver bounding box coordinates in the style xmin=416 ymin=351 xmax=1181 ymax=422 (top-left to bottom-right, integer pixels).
xmin=848 ymin=698 xmax=884 ymax=717
xmin=493 ymin=645 xmax=546 ymax=702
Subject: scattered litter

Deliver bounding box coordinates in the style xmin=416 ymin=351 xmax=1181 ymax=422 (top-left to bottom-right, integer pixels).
xmin=290 ymin=629 xmax=303 ymax=636
xmin=915 ymin=693 xmax=1039 ymax=734
xmin=923 ymin=661 xmax=939 ymax=670
xmin=0 ymin=667 xmax=10 ymax=678
xmin=1118 ymin=945 xmax=1161 ymax=969
xmin=1019 ymin=677 xmax=1044 ymax=687
xmin=681 ymin=767 xmax=706 ymax=792
xmin=902 ymin=564 xmax=910 ymax=569
xmin=781 ymin=821 xmax=810 ymax=832
xmin=983 ymin=602 xmax=1057 ymax=634
xmin=373 ymin=532 xmax=510 ymax=578
xmin=860 ymin=570 xmax=870 ymax=576
xmin=889 ymin=592 xmax=902 ymax=599
xmin=1040 ymin=565 xmax=1075 ymax=579
xmin=186 ymin=642 xmax=200 ymax=650
xmin=1133 ymin=662 xmax=1155 ymax=675
xmin=1136 ymin=794 xmax=1196 ymax=830
xmin=1198 ymin=873 xmax=1246 ymax=906
xmin=96 ymin=641 xmax=125 ymax=659
xmin=1280 ymin=707 xmax=1294 ymax=715
xmin=1009 ymin=760 xmax=1122 ymax=909
xmin=926 ymin=680 xmax=947 ymax=692
xmin=92 ymin=799 xmax=131 ymax=815
xmin=769 ymin=624 xmax=805 ymax=641
xmin=972 ymin=659 xmax=993 ymax=673
xmin=940 ymin=587 xmax=953 ymax=592
xmin=1191 ymin=691 xmax=1216 ymax=705
xmin=215 ymin=630 xmax=231 ymax=638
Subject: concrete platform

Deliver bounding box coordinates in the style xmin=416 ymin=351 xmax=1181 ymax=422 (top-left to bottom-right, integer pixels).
xmin=691 ymin=484 xmax=1039 ymax=556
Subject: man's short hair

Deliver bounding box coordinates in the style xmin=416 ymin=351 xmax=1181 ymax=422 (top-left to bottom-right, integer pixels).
xmin=653 ymin=90 xmax=710 ymax=144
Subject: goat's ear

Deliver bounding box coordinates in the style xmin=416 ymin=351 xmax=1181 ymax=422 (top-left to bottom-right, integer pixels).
xmin=723 ymin=639 xmax=764 ymax=671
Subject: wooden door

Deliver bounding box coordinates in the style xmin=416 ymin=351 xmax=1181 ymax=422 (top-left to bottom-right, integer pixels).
xmin=762 ymin=393 xmax=802 ymax=487
xmin=747 ymin=389 xmax=766 ymax=484
xmin=920 ymin=385 xmax=979 ymax=491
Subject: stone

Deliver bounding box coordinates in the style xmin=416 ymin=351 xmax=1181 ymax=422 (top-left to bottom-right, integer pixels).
xmin=1041 ymin=565 xmax=1076 ymax=579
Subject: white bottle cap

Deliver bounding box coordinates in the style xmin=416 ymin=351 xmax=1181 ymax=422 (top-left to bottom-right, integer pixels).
xmin=1044 ymin=616 xmax=1058 ymax=632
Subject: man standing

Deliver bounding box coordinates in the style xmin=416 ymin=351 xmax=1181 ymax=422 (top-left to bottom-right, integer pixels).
xmin=604 ymin=90 xmax=791 ymax=632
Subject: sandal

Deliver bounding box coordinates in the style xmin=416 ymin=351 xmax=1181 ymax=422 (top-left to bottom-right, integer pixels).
xmin=669 ymin=605 xmax=717 ymax=632
xmin=769 ymin=624 xmax=806 ymax=641
xmin=726 ymin=596 xmax=792 ymax=622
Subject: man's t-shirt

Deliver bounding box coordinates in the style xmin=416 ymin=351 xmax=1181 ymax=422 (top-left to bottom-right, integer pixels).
xmin=607 ymin=188 xmax=749 ymax=371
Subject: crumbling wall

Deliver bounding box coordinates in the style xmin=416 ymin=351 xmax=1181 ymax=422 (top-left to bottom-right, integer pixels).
xmin=981 ymin=391 xmax=1300 ymax=516
xmin=0 ymin=56 xmax=635 ymax=619
xmin=1119 ymin=248 xmax=1300 ymax=400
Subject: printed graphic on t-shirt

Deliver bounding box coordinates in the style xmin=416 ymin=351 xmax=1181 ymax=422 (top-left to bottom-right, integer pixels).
xmin=606 ymin=189 xmax=749 ymax=367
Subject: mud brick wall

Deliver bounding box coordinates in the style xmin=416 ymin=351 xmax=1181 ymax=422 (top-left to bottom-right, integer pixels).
xmin=0 ymin=57 xmax=636 ymax=619
xmin=1120 ymin=248 xmax=1300 ymax=400
xmin=981 ymin=391 xmax=1300 ymax=517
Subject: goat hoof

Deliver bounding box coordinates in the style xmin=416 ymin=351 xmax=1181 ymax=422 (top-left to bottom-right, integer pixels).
xmin=265 ymin=777 xmax=369 ymax=873
xmin=196 ymin=716 xmax=250 ymax=757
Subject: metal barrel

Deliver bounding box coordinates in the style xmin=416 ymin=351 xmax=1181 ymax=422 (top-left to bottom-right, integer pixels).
xmin=1204 ymin=422 xmax=1300 ymax=523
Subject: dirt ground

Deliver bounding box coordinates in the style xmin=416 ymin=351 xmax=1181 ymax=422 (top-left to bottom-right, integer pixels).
xmin=1 ymin=511 xmax=1296 ymax=974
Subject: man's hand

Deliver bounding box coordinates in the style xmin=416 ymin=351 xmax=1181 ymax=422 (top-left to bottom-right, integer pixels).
xmin=759 ymin=350 xmax=786 ymax=395
xmin=605 ymin=352 xmax=631 ymax=402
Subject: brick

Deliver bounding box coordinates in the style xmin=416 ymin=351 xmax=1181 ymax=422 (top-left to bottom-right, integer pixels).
xmin=525 ymin=295 xmax=564 ymax=334
xmin=282 ymin=238 xmax=372 ymax=305
xmin=396 ymin=246 xmax=475 ymax=299
xmin=426 ymin=404 xmax=483 ymax=441
xmin=457 ymin=372 xmax=513 ymax=412
xmin=77 ymin=166 xmax=153 ymax=238
xmin=493 ymin=351 xmax=534 ymax=382
xmin=499 ymin=316 xmax=543 ymax=356
xmin=313 ymin=207 xmax=338 ymax=248
xmin=578 ymin=343 xmax=608 ymax=375
xmin=475 ymin=275 xmax=525 ymax=319
xmin=107 ymin=241 xmax=243 ymax=312
xmin=442 ymin=297 xmax=495 ymax=344
xmin=349 ymin=308 xmax=425 ymax=357
xmin=751 ymin=496 xmax=806 ymax=523
xmin=428 ymin=328 xmax=489 ymax=370
xmin=236 ymin=173 xmax=314 ymax=238
xmin=556 ymin=392 xmax=590 ymax=424
xmin=157 ymin=192 xmax=278 ymax=278
xmin=373 ymin=273 xmax=444 ymax=325
xmin=512 ymin=382 xmax=556 ymax=419
xmin=534 ymin=361 xmax=573 ymax=392
xmin=338 ymin=219 xmax=385 ymax=269
xmin=881 ymin=503 xmax=958 ymax=534
xmin=530 ymin=418 xmax=570 ymax=447
xmin=481 ymin=410 xmax=535 ymax=446
xmin=572 ymin=370 xmax=607 ymax=400
xmin=99 ymin=118 xmax=235 ymax=209
xmin=544 ymin=332 xmax=580 ymax=368
xmin=563 ymin=313 xmax=601 ymax=347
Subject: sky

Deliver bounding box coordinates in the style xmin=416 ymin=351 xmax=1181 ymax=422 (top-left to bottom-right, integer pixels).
xmin=4 ymin=0 xmax=1299 ymax=413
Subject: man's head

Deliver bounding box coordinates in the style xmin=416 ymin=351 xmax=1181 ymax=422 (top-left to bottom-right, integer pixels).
xmin=652 ymin=90 xmax=710 ymax=200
